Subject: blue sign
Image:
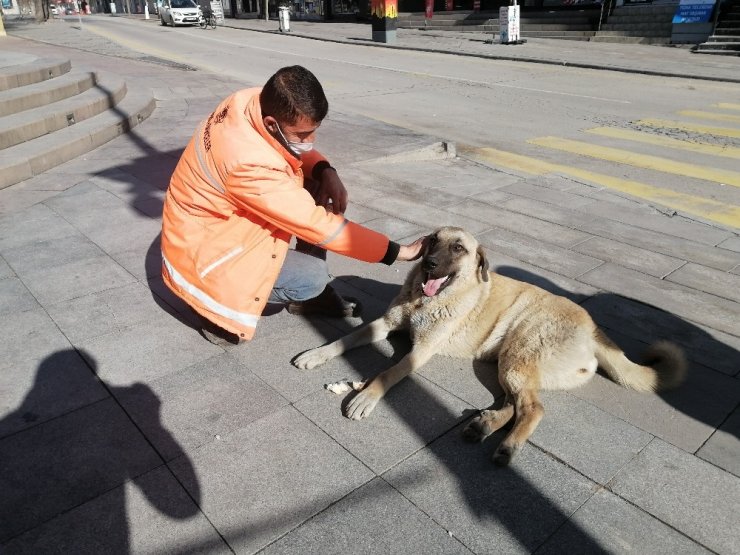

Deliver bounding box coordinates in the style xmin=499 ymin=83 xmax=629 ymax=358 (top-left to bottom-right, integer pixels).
xmin=1 ymin=0 xmax=12 ymax=8
xmin=673 ymin=0 xmax=715 ymax=23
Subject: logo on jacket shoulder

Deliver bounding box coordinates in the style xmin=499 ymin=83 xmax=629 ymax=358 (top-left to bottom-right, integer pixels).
xmin=203 ymin=107 xmax=230 ymax=152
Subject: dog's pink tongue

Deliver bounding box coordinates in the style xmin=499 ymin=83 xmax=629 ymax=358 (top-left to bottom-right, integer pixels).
xmin=423 ymin=276 xmax=447 ymax=297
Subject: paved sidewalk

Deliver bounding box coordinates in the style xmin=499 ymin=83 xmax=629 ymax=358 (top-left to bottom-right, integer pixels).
xmin=1 ymin=18 xmax=739 ymax=555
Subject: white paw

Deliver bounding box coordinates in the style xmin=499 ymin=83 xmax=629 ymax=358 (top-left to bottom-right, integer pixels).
xmin=344 ymin=389 xmax=380 ymax=420
xmin=292 ymin=347 xmax=331 ymax=370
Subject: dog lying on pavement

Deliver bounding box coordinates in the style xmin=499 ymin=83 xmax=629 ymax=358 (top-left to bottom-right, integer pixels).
xmin=293 ymin=226 xmax=687 ymax=466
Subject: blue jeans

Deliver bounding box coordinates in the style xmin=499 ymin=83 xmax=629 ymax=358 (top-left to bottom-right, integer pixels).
xmin=267 ymin=241 xmax=329 ymax=304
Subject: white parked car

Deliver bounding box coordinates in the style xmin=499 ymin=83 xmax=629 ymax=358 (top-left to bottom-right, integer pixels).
xmin=160 ymin=0 xmax=201 ymax=26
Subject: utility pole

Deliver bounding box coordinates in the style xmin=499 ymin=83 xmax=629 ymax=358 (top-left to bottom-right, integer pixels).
xmin=264 ymin=0 xmax=268 ymax=20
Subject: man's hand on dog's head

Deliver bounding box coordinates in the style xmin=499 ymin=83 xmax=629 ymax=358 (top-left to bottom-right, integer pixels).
xmin=396 ymin=236 xmax=426 ymax=262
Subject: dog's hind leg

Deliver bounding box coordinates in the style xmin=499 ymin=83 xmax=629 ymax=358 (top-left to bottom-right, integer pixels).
xmin=292 ymin=305 xmax=407 ymax=370
xmin=492 ymin=387 xmax=544 ymax=466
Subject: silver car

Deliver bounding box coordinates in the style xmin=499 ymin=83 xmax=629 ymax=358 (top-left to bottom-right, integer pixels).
xmin=160 ymin=0 xmax=201 ymax=26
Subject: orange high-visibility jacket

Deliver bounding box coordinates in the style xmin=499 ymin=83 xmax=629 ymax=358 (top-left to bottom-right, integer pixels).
xmin=161 ymin=87 xmax=392 ymax=341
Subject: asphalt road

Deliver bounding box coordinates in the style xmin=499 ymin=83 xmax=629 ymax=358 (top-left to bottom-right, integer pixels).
xmin=59 ymin=16 xmax=740 ymax=227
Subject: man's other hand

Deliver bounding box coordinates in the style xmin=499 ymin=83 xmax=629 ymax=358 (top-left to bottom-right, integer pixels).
xmin=317 ymin=169 xmax=348 ymax=214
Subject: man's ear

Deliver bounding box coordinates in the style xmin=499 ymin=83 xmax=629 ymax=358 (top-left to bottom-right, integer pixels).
xmin=477 ymin=245 xmax=490 ymax=282
xmin=263 ymin=115 xmax=277 ymax=134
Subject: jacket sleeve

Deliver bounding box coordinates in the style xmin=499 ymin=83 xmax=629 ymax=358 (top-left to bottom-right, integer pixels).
xmin=224 ymin=164 xmax=390 ymax=263
xmin=300 ymin=149 xmax=332 ymax=181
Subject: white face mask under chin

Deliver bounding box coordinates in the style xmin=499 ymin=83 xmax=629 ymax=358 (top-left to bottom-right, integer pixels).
xmin=274 ymin=122 xmax=314 ymax=155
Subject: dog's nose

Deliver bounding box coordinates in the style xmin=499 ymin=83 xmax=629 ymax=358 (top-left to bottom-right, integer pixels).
xmin=423 ymin=257 xmax=438 ymax=271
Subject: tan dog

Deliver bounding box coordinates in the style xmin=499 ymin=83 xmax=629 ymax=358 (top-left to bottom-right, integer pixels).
xmin=293 ymin=227 xmax=687 ymax=466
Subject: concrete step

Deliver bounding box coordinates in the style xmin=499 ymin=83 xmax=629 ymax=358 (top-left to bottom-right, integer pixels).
xmin=0 ymin=87 xmax=155 ymax=189
xmin=600 ymin=22 xmax=673 ymax=31
xmin=0 ymin=70 xmax=96 ymax=117
xmin=707 ymin=34 xmax=740 ymax=42
xmin=590 ymin=35 xmax=671 ymax=44
xmin=593 ymin=29 xmax=672 ymax=37
xmin=696 ymin=41 xmax=740 ymax=49
xmin=0 ymin=72 xmax=127 ymax=150
xmin=0 ymin=57 xmax=72 ymax=92
xmin=692 ymin=48 xmax=740 ymax=55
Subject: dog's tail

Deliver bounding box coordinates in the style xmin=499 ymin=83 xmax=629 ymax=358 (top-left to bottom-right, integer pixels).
xmin=593 ymin=328 xmax=687 ymax=392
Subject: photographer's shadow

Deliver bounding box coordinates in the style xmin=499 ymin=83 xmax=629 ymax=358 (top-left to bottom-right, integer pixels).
xmin=0 ymin=350 xmax=201 ymax=552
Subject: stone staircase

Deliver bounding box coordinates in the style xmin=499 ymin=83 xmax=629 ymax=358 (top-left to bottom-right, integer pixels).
xmin=0 ymin=55 xmax=155 ymax=189
xmin=591 ymin=4 xmax=675 ymax=44
xmin=694 ymin=0 xmax=740 ymax=55
xmin=397 ymin=8 xmax=601 ymax=40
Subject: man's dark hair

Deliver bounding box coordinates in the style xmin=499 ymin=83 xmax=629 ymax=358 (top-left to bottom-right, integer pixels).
xmin=260 ymin=66 xmax=329 ymax=125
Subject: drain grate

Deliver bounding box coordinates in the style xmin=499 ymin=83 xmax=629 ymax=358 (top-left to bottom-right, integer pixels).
xmin=66 ymin=113 xmax=75 ymax=126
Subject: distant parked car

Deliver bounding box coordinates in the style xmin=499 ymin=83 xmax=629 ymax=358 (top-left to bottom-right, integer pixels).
xmin=49 ymin=4 xmax=59 ymax=14
xmin=159 ymin=0 xmax=201 ymax=26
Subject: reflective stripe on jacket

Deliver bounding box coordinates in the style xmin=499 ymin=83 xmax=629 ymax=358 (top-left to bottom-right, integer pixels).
xmin=161 ymin=87 xmax=391 ymax=340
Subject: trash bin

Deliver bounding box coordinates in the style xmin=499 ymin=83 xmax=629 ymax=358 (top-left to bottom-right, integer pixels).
xmin=278 ymin=5 xmax=290 ymax=32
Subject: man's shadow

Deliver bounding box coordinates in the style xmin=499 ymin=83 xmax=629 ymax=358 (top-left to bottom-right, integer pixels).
xmin=0 ymin=349 xmax=201 ymax=551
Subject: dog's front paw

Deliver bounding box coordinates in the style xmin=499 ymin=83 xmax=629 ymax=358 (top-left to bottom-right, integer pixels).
xmin=462 ymin=410 xmax=496 ymax=443
xmin=292 ymin=347 xmax=331 ymax=370
xmin=344 ymin=389 xmax=380 ymax=420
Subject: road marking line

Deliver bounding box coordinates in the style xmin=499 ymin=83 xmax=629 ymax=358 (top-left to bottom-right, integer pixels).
xmin=528 ymin=136 xmax=740 ymax=188
xmin=585 ymin=127 xmax=740 ymax=159
xmin=714 ymin=103 xmax=740 ymax=111
xmin=635 ymin=119 xmax=740 ymax=139
xmin=457 ymin=145 xmax=740 ymax=229
xmin=677 ymin=110 xmax=740 ymax=124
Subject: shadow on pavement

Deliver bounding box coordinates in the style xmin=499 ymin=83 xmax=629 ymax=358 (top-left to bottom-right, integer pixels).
xmin=0 ymin=350 xmax=201 ymax=551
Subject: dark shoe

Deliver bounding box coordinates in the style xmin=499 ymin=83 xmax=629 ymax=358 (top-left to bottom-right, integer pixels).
xmin=287 ymin=285 xmax=362 ymax=318
xmin=195 ymin=312 xmax=242 ymax=346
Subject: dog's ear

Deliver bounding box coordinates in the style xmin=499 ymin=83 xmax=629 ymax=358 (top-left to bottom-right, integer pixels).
xmin=477 ymin=245 xmax=489 ymax=282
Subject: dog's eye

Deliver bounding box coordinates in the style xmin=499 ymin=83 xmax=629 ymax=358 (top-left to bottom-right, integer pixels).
xmin=452 ymin=243 xmax=465 ymax=253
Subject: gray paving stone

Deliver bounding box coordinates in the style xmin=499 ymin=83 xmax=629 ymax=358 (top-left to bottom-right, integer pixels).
xmin=76 ymin=314 xmax=223 ymax=385
xmin=0 ymin=465 xmax=229 ymax=555
xmin=496 ymin=194 xmax=598 ymax=229
xmin=0 ymin=203 xmax=79 ymax=252
xmin=0 ymin=398 xmax=162 ymax=542
xmin=610 ymin=438 xmax=740 ymax=555
xmin=718 ymin=235 xmax=740 ymax=253
xmin=343 ymin=202 xmax=385 ymax=224
xmin=0 ymin=258 xmax=12 ymax=280
xmin=448 ymin=198 xmax=591 ymax=248
xmin=1 ymin=233 xmax=105 ymax=275
xmin=577 ymin=217 xmax=740 ymax=272
xmin=115 ymin=352 xmax=288 ymax=460
xmin=571 ymin=235 xmax=685 ymax=279
xmin=89 ymin=169 xmax=166 ymax=207
xmin=572 ymin=327 xmax=740 ymax=453
xmin=260 ymin=478 xmax=468 ymax=555
xmin=538 ymin=489 xmax=712 ymax=555
xmin=10 ymin=171 xmax=89 ymax=192
xmin=575 ymin=197 xmax=734 ymax=247
xmin=18 ymin=254 xmax=137 ymax=306
xmin=168 ymin=406 xmax=375 ymax=554
xmin=0 ymin=276 xmax=38 ymax=315
xmin=529 ymin=391 xmax=653 ymax=485
xmin=0 ymin=307 xmax=71 ymax=367
xmin=295 ymin=374 xmax=473 ymax=474
xmin=361 ymin=216 xmax=427 ymax=242
xmin=0 ymin=184 xmax=61 ymax=214
xmin=696 ymin=405 xmax=740 ymax=478
xmin=384 ymin=426 xmax=599 ymax=554
xmin=498 ymin=180 xmax=598 ymax=210
xmin=665 ymin=262 xmax=740 ymax=303
xmin=360 ymin=173 xmax=474 ymax=209
xmin=417 ymin=356 xmax=501 ymax=411
xmin=45 ymin=281 xmax=181 ymax=344
xmin=363 ymin=193 xmax=490 ymax=233
xmin=579 ymin=262 xmax=740 ymax=337
xmin=477 ymin=227 xmax=603 ymax=278
xmin=582 ymin=292 xmax=740 ymax=377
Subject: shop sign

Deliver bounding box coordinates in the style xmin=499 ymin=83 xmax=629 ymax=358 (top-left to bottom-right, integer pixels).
xmin=1 ymin=0 xmax=12 ymax=8
xmin=672 ymin=0 xmax=714 ymax=23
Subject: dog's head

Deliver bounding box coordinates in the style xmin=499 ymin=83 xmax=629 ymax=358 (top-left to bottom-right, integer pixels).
xmin=419 ymin=227 xmax=489 ymax=298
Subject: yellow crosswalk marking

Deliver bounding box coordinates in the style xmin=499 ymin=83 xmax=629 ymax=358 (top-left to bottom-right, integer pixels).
xmin=677 ymin=110 xmax=740 ymax=124
xmin=458 ymin=144 xmax=740 ymax=229
xmin=528 ymin=137 xmax=740 ymax=188
xmin=714 ymin=103 xmax=740 ymax=111
xmin=635 ymin=119 xmax=740 ymax=139
xmin=585 ymin=127 xmax=740 ymax=160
